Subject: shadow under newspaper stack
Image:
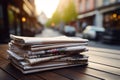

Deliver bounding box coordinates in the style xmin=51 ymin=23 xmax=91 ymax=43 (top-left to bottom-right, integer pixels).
xmin=7 ymin=34 xmax=89 ymax=74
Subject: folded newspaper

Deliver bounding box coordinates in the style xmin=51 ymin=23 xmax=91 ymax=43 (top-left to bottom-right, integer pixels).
xmin=10 ymin=54 xmax=88 ymax=70
xmin=7 ymin=50 xmax=87 ymax=65
xmin=9 ymin=41 xmax=88 ymax=51
xmin=11 ymin=61 xmax=88 ymax=74
xmin=9 ymin=54 xmax=88 ymax=74
xmin=9 ymin=43 xmax=88 ymax=58
xmin=10 ymin=34 xmax=88 ymax=45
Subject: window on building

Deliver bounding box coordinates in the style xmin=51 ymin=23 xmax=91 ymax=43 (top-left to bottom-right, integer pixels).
xmin=79 ymin=0 xmax=83 ymax=12
xmin=0 ymin=5 xmax=4 ymax=29
xmin=110 ymin=0 xmax=116 ymax=3
xmin=86 ymin=0 xmax=90 ymax=10
xmin=103 ymin=0 xmax=110 ymax=5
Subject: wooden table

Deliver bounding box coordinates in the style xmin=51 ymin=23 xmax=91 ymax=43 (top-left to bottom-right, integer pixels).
xmin=0 ymin=44 xmax=120 ymax=80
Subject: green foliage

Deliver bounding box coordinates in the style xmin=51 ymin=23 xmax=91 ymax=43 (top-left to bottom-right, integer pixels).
xmin=46 ymin=0 xmax=77 ymax=26
xmin=52 ymin=11 xmax=60 ymax=23
xmin=62 ymin=0 xmax=77 ymax=23
xmin=45 ymin=19 xmax=52 ymax=27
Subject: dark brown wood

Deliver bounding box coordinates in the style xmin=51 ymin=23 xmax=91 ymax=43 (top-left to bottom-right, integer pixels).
xmin=0 ymin=68 xmax=16 ymax=80
xmin=0 ymin=44 xmax=120 ymax=80
xmin=0 ymin=57 xmax=9 ymax=66
xmin=89 ymin=47 xmax=120 ymax=54
xmin=88 ymin=54 xmax=120 ymax=68
xmin=88 ymin=62 xmax=120 ymax=75
xmin=0 ymin=59 xmax=45 ymax=80
xmin=36 ymin=71 xmax=70 ymax=80
xmin=54 ymin=68 xmax=102 ymax=80
xmin=70 ymin=66 xmax=120 ymax=80
xmin=19 ymin=75 xmax=44 ymax=80
xmin=85 ymin=50 xmax=120 ymax=60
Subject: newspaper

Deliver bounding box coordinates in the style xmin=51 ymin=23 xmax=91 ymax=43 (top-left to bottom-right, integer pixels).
xmin=10 ymin=34 xmax=88 ymax=45
xmin=11 ymin=62 xmax=88 ymax=74
xmin=9 ymin=43 xmax=88 ymax=58
xmin=11 ymin=40 xmax=88 ymax=48
xmin=7 ymin=50 xmax=87 ymax=65
xmin=11 ymin=57 xmax=88 ymax=70
xmin=10 ymin=41 xmax=88 ymax=51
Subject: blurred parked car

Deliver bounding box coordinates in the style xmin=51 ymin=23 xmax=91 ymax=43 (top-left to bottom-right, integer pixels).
xmin=63 ymin=25 xmax=76 ymax=36
xmin=102 ymin=28 xmax=120 ymax=44
xmin=82 ymin=26 xmax=105 ymax=40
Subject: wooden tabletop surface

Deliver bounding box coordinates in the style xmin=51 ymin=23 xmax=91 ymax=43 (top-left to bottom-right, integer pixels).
xmin=0 ymin=44 xmax=120 ymax=80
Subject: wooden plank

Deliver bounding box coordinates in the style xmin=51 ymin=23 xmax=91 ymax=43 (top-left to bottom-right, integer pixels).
xmin=84 ymin=51 xmax=120 ymax=60
xmin=88 ymin=62 xmax=120 ymax=75
xmin=70 ymin=66 xmax=120 ymax=80
xmin=0 ymin=45 xmax=9 ymax=60
xmin=1 ymin=63 xmax=44 ymax=80
xmin=0 ymin=68 xmax=16 ymax=80
xmin=1 ymin=63 xmax=27 ymax=79
xmin=54 ymin=68 xmax=102 ymax=80
xmin=0 ymin=44 xmax=8 ymax=53
xmin=36 ymin=71 xmax=70 ymax=80
xmin=20 ymin=75 xmax=44 ymax=80
xmin=85 ymin=54 xmax=120 ymax=68
xmin=0 ymin=57 xmax=9 ymax=66
xmin=89 ymin=47 xmax=120 ymax=54
xmin=0 ymin=44 xmax=8 ymax=51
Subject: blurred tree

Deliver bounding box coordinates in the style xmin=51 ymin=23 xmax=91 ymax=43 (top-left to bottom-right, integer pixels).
xmin=62 ymin=0 xmax=77 ymax=23
xmin=46 ymin=0 xmax=77 ymax=27
xmin=46 ymin=10 xmax=61 ymax=27
xmin=46 ymin=19 xmax=52 ymax=27
xmin=51 ymin=11 xmax=61 ymax=24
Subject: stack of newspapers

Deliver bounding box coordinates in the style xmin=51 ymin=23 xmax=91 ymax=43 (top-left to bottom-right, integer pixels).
xmin=7 ymin=34 xmax=89 ymax=74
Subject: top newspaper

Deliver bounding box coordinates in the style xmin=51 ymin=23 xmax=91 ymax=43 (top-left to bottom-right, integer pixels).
xmin=10 ymin=34 xmax=88 ymax=45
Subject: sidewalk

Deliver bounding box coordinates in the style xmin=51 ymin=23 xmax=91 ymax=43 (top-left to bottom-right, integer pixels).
xmin=35 ymin=28 xmax=63 ymax=37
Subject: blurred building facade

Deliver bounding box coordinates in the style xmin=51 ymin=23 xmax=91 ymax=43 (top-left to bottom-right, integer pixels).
xmin=75 ymin=0 xmax=120 ymax=32
xmin=37 ymin=11 xmax=48 ymax=25
xmin=0 ymin=0 xmax=42 ymax=43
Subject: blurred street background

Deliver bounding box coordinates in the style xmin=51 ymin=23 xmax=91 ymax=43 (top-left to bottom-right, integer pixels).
xmin=36 ymin=28 xmax=120 ymax=50
xmin=0 ymin=0 xmax=120 ymax=50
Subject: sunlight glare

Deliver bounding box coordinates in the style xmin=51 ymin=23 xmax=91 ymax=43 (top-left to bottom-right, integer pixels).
xmin=35 ymin=0 xmax=59 ymax=18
